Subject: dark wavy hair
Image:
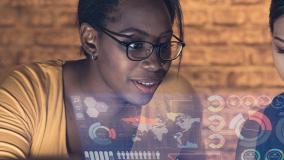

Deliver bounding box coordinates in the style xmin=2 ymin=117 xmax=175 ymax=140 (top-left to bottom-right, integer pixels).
xmin=270 ymin=0 xmax=284 ymax=33
xmin=77 ymin=0 xmax=184 ymax=65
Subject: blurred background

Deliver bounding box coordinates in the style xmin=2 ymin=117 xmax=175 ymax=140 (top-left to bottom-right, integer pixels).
xmin=0 ymin=0 xmax=282 ymax=159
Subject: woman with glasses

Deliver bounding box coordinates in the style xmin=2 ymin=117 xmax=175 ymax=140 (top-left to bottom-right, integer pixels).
xmin=235 ymin=0 xmax=284 ymax=159
xmin=0 ymin=0 xmax=204 ymax=159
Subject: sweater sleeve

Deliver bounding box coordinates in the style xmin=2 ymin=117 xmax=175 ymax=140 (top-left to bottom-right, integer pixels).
xmin=0 ymin=65 xmax=42 ymax=159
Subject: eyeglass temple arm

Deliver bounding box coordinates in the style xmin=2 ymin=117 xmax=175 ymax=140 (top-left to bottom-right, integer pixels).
xmin=97 ymin=26 xmax=129 ymax=46
xmin=173 ymin=34 xmax=185 ymax=46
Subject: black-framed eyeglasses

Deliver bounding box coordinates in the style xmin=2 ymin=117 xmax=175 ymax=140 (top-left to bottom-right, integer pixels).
xmin=97 ymin=26 xmax=185 ymax=61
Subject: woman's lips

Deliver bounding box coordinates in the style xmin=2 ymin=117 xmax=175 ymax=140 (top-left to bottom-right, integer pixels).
xmin=131 ymin=79 xmax=161 ymax=94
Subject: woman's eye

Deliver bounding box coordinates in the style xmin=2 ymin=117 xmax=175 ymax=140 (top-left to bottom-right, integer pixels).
xmin=162 ymin=42 xmax=171 ymax=48
xmin=277 ymin=48 xmax=284 ymax=54
xmin=160 ymin=42 xmax=172 ymax=50
xmin=129 ymin=42 xmax=144 ymax=50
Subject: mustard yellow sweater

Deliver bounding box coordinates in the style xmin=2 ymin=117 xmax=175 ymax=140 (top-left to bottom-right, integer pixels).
xmin=0 ymin=60 xmax=201 ymax=160
xmin=0 ymin=60 xmax=68 ymax=159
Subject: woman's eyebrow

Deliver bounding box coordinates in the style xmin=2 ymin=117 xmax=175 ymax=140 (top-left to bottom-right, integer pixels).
xmin=159 ymin=30 xmax=173 ymax=37
xmin=274 ymin=36 xmax=284 ymax=43
xmin=119 ymin=27 xmax=173 ymax=37
xmin=119 ymin=27 xmax=149 ymax=36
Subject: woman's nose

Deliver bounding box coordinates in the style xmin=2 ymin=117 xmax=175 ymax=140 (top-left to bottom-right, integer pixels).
xmin=141 ymin=49 xmax=164 ymax=72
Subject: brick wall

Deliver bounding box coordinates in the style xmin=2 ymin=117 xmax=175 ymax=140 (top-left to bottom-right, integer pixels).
xmin=0 ymin=0 xmax=282 ymax=159
xmin=0 ymin=0 xmax=81 ymax=71
xmin=0 ymin=0 xmax=282 ymax=92
xmin=180 ymin=0 xmax=284 ymax=94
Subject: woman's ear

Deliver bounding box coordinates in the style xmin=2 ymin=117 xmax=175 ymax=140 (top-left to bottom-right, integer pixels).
xmin=80 ymin=23 xmax=99 ymax=59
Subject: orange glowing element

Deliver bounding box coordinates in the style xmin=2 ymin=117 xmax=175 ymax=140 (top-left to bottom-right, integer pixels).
xmin=121 ymin=116 xmax=157 ymax=126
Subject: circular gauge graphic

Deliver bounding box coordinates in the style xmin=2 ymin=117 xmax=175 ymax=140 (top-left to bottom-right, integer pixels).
xmin=229 ymin=111 xmax=272 ymax=147
xmin=241 ymin=95 xmax=256 ymax=109
xmin=265 ymin=149 xmax=284 ymax=160
xmin=241 ymin=149 xmax=260 ymax=160
xmin=256 ymin=95 xmax=272 ymax=108
xmin=271 ymin=94 xmax=284 ymax=109
xmin=208 ymin=115 xmax=226 ymax=132
xmin=207 ymin=95 xmax=225 ymax=113
xmin=227 ymin=95 xmax=241 ymax=108
xmin=208 ymin=134 xmax=225 ymax=149
xmin=89 ymin=122 xmax=116 ymax=145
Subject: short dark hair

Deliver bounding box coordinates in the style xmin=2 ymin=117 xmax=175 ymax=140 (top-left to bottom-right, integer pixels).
xmin=269 ymin=0 xmax=284 ymax=33
xmin=77 ymin=0 xmax=183 ymax=38
xmin=77 ymin=0 xmax=120 ymax=30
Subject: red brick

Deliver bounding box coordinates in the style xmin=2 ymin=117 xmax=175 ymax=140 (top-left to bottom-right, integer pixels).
xmin=207 ymin=47 xmax=245 ymax=65
xmin=180 ymin=0 xmax=206 ymax=7
xmin=183 ymin=9 xmax=208 ymax=26
xmin=227 ymin=69 xmax=263 ymax=87
xmin=230 ymin=27 xmax=271 ymax=45
xmin=231 ymin=0 xmax=264 ymax=5
xmin=244 ymin=46 xmax=274 ymax=65
xmin=10 ymin=0 xmax=77 ymax=7
xmin=17 ymin=46 xmax=82 ymax=64
xmin=180 ymin=47 xmax=210 ymax=66
xmin=243 ymin=28 xmax=271 ymax=44
xmin=35 ymin=29 xmax=80 ymax=46
xmin=0 ymin=47 xmax=19 ymax=68
xmin=9 ymin=0 xmax=41 ymax=7
xmin=186 ymin=28 xmax=230 ymax=45
xmin=248 ymin=7 xmax=269 ymax=26
xmin=0 ymin=30 xmax=34 ymax=46
xmin=0 ymin=8 xmax=17 ymax=27
xmin=55 ymin=9 xmax=77 ymax=28
xmin=262 ymin=68 xmax=284 ymax=87
xmin=207 ymin=0 xmax=229 ymax=4
xmin=28 ymin=8 xmax=55 ymax=27
xmin=212 ymin=8 xmax=246 ymax=26
xmin=40 ymin=0 xmax=78 ymax=6
xmin=179 ymin=46 xmax=245 ymax=66
xmin=227 ymin=67 xmax=284 ymax=87
xmin=181 ymin=67 xmax=228 ymax=87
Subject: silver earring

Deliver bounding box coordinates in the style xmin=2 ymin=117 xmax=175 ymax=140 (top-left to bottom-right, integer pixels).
xmin=90 ymin=54 xmax=95 ymax=60
xmin=89 ymin=52 xmax=98 ymax=61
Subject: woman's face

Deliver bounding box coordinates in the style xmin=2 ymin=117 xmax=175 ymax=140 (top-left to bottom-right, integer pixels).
xmin=272 ymin=16 xmax=284 ymax=80
xmin=91 ymin=0 xmax=173 ymax=106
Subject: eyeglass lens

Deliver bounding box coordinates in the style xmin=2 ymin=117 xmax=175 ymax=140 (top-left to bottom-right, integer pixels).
xmin=127 ymin=41 xmax=183 ymax=61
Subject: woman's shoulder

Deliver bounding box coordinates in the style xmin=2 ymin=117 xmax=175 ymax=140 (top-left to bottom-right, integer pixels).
xmin=0 ymin=59 xmax=65 ymax=107
xmin=0 ymin=59 xmax=68 ymax=159
xmin=0 ymin=59 xmax=66 ymax=121
xmin=0 ymin=59 xmax=65 ymax=85
xmin=261 ymin=92 xmax=284 ymax=118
